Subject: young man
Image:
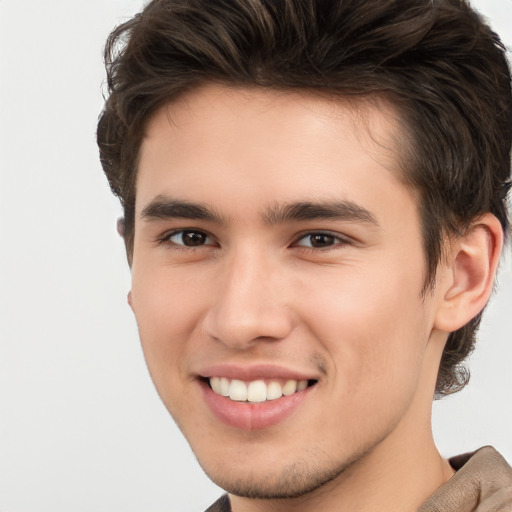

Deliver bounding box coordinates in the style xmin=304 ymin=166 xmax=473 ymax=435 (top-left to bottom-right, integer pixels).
xmin=97 ymin=0 xmax=512 ymax=510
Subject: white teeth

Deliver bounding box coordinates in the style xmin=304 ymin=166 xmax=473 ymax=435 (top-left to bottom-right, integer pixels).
xmin=266 ymin=381 xmax=283 ymax=400
xmin=210 ymin=377 xmax=222 ymax=395
xmin=229 ymin=379 xmax=247 ymax=401
xmin=209 ymin=377 xmax=311 ymax=402
xmin=219 ymin=377 xmax=230 ymax=396
xmin=247 ymin=380 xmax=267 ymax=403
xmin=297 ymin=380 xmax=308 ymax=392
xmin=282 ymin=380 xmax=297 ymax=396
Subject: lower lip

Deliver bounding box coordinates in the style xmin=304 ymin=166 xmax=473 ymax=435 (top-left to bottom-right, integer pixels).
xmin=199 ymin=380 xmax=313 ymax=431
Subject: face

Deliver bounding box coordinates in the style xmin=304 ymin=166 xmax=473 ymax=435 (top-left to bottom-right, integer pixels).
xmin=130 ymin=85 xmax=445 ymax=498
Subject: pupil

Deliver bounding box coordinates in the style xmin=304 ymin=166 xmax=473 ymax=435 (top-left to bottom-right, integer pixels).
xmin=311 ymin=234 xmax=334 ymax=247
xmin=183 ymin=231 xmax=205 ymax=246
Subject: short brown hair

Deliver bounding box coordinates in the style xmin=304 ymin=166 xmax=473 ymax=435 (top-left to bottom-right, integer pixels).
xmin=97 ymin=0 xmax=512 ymax=396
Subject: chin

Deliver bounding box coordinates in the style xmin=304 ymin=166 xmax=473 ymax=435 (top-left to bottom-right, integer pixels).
xmin=195 ymin=445 xmax=364 ymax=500
xmin=211 ymin=464 xmax=346 ymax=499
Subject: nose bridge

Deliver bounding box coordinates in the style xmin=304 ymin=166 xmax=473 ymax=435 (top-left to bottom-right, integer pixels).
xmin=204 ymin=244 xmax=293 ymax=348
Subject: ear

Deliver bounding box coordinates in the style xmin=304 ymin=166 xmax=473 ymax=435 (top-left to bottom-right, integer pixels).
xmin=116 ymin=217 xmax=134 ymax=267
xmin=434 ymin=214 xmax=503 ymax=333
xmin=117 ymin=217 xmax=126 ymax=237
xmin=128 ymin=291 xmax=134 ymax=310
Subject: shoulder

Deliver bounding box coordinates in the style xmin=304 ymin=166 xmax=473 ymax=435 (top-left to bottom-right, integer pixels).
xmin=419 ymin=446 xmax=512 ymax=512
xmin=204 ymin=494 xmax=230 ymax=512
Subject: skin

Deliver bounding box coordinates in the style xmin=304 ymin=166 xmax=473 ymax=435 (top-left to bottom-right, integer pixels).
xmin=128 ymin=84 xmax=501 ymax=512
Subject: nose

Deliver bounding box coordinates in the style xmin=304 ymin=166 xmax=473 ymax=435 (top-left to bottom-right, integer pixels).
xmin=202 ymin=250 xmax=295 ymax=350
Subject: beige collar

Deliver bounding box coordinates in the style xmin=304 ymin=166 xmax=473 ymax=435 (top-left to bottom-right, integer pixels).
xmin=418 ymin=446 xmax=512 ymax=512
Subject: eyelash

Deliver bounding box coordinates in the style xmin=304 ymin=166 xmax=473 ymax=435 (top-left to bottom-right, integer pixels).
xmin=157 ymin=229 xmax=217 ymax=250
xmin=293 ymin=231 xmax=352 ymax=251
xmin=157 ymin=229 xmax=352 ymax=252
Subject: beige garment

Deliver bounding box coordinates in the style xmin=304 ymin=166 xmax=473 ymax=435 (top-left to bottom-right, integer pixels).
xmin=418 ymin=446 xmax=512 ymax=512
xmin=205 ymin=446 xmax=512 ymax=512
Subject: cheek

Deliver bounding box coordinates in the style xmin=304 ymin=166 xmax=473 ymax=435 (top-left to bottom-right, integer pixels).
xmin=300 ymin=276 xmax=430 ymax=447
xmin=131 ymin=261 xmax=207 ymax=334
xmin=129 ymin=267 xmax=206 ymax=397
xmin=300 ymin=261 xmax=430 ymax=399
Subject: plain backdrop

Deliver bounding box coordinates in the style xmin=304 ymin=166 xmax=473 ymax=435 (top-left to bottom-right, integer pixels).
xmin=0 ymin=1 xmax=511 ymax=511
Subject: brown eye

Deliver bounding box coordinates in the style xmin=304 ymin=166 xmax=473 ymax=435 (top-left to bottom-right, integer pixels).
xmin=308 ymin=234 xmax=336 ymax=247
xmin=295 ymin=232 xmax=348 ymax=249
xmin=168 ymin=230 xmax=212 ymax=247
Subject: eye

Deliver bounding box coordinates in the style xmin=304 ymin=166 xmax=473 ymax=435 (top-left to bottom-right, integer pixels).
xmin=165 ymin=230 xmax=214 ymax=247
xmin=294 ymin=232 xmax=348 ymax=249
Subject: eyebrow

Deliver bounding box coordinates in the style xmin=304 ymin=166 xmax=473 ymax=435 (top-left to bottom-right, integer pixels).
xmin=140 ymin=196 xmax=379 ymax=227
xmin=263 ymin=200 xmax=379 ymax=226
xmin=141 ymin=196 xmax=224 ymax=223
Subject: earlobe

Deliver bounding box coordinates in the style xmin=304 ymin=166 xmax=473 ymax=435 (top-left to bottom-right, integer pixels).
xmin=434 ymin=214 xmax=503 ymax=333
xmin=128 ymin=291 xmax=134 ymax=310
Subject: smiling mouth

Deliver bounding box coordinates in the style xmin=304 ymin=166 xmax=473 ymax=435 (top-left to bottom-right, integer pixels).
xmin=205 ymin=377 xmax=318 ymax=403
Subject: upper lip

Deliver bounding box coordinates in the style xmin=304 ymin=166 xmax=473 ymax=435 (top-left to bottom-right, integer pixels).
xmin=197 ymin=363 xmax=318 ymax=382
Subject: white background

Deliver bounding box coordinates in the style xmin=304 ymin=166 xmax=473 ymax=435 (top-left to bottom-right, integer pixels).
xmin=0 ymin=1 xmax=511 ymax=511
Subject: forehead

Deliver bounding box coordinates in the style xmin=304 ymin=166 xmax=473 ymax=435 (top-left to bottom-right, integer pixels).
xmin=136 ymin=84 xmax=410 ymax=218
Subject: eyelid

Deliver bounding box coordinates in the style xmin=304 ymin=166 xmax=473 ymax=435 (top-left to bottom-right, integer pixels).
xmin=156 ymin=228 xmax=217 ymax=247
xmin=292 ymin=230 xmax=353 ymax=249
xmin=154 ymin=227 xmax=353 ymax=250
